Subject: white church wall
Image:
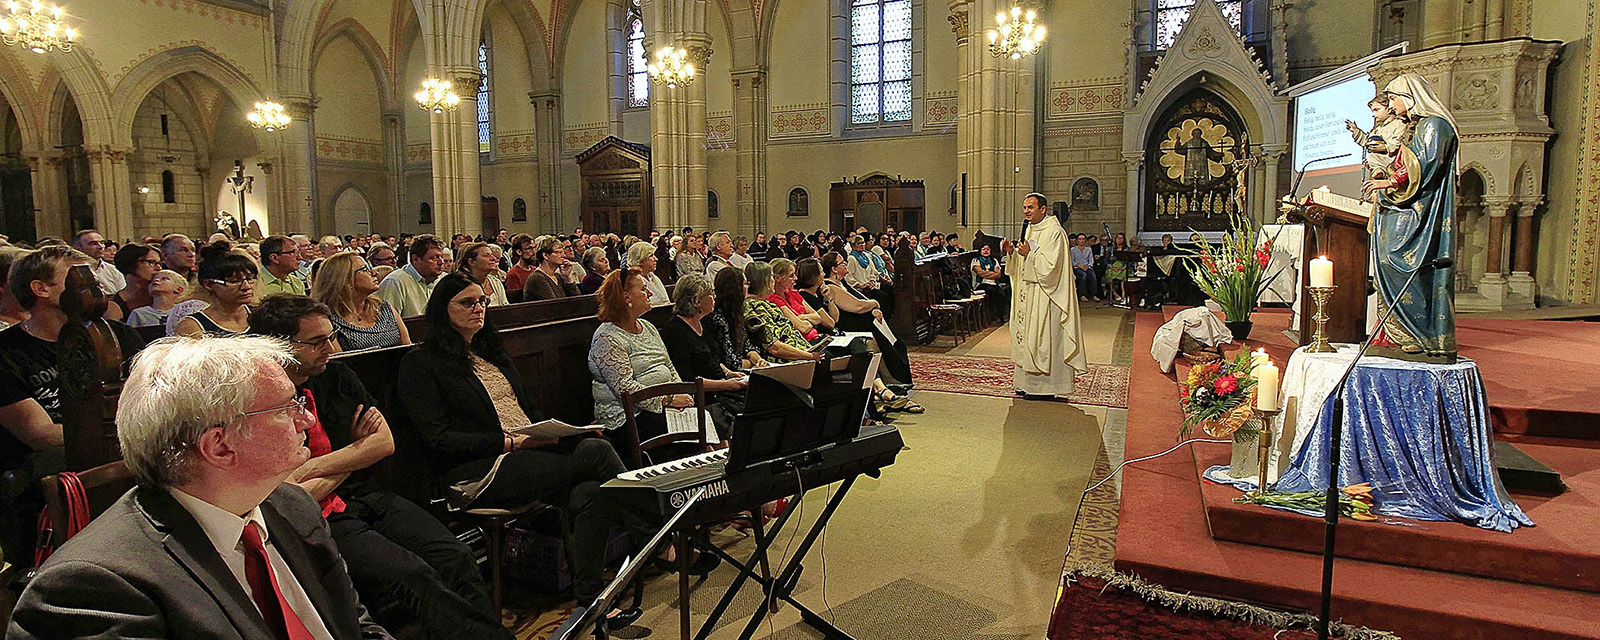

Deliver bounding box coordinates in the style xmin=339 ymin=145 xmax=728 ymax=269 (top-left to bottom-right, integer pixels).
xmin=129 ymin=93 xmax=206 ymax=239
xmin=85 ymin=1 xmax=269 ymax=103
xmin=321 ymin=0 xmax=398 ymax=64
xmin=314 ymin=34 xmax=389 ymax=236
xmin=767 ymin=0 xmax=830 ymax=109
xmin=765 ymin=134 xmax=958 ymax=233
xmin=560 ymin=0 xmax=613 ymax=221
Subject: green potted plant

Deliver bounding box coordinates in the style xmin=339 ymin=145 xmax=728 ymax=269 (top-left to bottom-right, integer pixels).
xmin=1185 ymin=212 xmax=1285 ymax=341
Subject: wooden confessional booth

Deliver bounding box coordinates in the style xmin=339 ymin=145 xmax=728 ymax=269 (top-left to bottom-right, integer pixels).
xmin=577 ymin=136 xmax=653 ymax=238
xmin=829 ymin=174 xmax=925 ymax=234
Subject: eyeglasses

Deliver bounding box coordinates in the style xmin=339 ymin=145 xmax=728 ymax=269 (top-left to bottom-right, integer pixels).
xmin=355 ymin=264 xmax=375 ymax=274
xmin=268 ymin=251 xmax=298 ymax=257
xmin=289 ymin=334 xmax=339 ymax=350
xmin=136 ymin=258 xmax=162 ymax=267
xmin=455 ymin=296 xmax=492 ymax=309
xmin=240 ymin=394 xmax=309 ymax=419
xmin=205 ymin=277 xmax=257 ymax=287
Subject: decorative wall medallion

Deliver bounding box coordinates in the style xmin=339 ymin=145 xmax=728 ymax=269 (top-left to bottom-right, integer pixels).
xmin=1454 ymin=72 xmax=1501 ymax=111
xmin=1049 ymin=83 xmax=1125 ymax=119
xmin=1191 ymin=27 xmax=1220 ymax=55
xmin=316 ymin=136 xmax=385 ymax=165
xmin=495 ymin=130 xmax=537 ymax=158
xmin=925 ymin=96 xmax=957 ymax=125
xmin=770 ymin=105 xmax=830 ymax=139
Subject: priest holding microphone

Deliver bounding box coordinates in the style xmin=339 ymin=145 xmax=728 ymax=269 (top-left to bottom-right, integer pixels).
xmin=1002 ymin=193 xmax=1088 ymax=400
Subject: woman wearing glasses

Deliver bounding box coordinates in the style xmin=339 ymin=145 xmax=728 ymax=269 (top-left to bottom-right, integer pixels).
xmin=397 ymin=272 xmax=654 ymax=627
xmin=311 ymin=252 xmax=411 ymax=351
xmin=108 ymin=243 xmax=163 ymax=321
xmin=172 ymin=241 xmax=257 ymax=338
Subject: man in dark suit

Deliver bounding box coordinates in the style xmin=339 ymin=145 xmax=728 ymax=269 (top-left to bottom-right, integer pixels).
xmin=8 ymin=335 xmax=392 ymax=640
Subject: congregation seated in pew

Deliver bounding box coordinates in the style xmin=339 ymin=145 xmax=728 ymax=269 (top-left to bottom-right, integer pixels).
xmin=588 ymin=268 xmax=702 ymax=459
xmin=579 ymin=247 xmax=610 ymax=295
xmin=247 ymin=294 xmax=509 ymax=638
xmin=660 ymin=275 xmax=751 ymax=435
xmin=627 ymin=241 xmax=672 ymax=306
xmin=395 ymin=272 xmax=656 ymax=626
xmin=376 ymin=234 xmax=447 ymax=318
xmin=172 ymin=241 xmax=258 ymax=338
xmin=455 ymin=242 xmax=511 ymax=307
xmin=522 ymin=235 xmax=581 ymax=302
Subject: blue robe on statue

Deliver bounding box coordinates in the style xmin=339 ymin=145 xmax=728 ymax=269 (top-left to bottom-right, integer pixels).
xmin=1373 ymin=115 xmax=1457 ymax=361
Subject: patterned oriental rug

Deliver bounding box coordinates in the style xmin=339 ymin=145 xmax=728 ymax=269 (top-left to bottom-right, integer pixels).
xmin=908 ymin=353 xmax=1131 ymax=409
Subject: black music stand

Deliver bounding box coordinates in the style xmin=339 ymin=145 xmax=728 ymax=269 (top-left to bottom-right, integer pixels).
xmin=689 ymin=354 xmax=881 ymax=640
xmin=552 ymin=489 xmax=706 ymax=640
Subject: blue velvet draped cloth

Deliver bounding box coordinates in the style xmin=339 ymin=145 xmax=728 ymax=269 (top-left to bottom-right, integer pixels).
xmin=1270 ymin=358 xmax=1533 ymax=533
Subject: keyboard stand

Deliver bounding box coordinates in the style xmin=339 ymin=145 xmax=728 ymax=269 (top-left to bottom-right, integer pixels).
xmin=692 ymin=475 xmax=866 ymax=640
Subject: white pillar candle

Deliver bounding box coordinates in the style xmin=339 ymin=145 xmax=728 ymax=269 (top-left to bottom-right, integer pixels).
xmin=1309 ymin=255 xmax=1334 ymax=288
xmin=1251 ymin=349 xmax=1270 ymax=369
xmin=1255 ymin=359 xmax=1280 ymax=412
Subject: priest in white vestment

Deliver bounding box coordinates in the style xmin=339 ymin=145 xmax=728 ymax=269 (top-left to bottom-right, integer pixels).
xmin=1003 ymin=193 xmax=1088 ymax=399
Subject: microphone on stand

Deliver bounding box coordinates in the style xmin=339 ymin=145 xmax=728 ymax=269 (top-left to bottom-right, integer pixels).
xmin=1313 ymin=255 xmax=1452 ymax=640
xmin=1287 ymin=153 xmax=1353 ymax=204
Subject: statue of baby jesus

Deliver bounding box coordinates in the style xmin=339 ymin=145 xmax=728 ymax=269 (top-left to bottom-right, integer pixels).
xmin=1345 ymin=96 xmax=1411 ymax=190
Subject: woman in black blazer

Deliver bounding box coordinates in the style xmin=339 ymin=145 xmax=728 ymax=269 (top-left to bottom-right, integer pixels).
xmin=396 ymin=272 xmax=649 ymax=623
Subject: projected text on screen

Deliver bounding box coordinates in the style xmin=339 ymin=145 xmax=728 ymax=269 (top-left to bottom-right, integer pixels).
xmin=1293 ymin=76 xmax=1377 ymax=171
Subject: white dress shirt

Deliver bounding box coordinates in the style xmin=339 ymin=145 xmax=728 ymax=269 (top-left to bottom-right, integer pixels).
xmin=167 ymin=488 xmax=337 ymax=640
xmin=90 ymin=260 xmax=126 ymax=295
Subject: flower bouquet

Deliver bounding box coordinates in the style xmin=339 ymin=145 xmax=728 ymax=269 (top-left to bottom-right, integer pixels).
xmin=1234 ymin=483 xmax=1379 ymax=521
xmin=1185 ymin=211 xmax=1287 ymax=324
xmin=1177 ymin=350 xmax=1259 ymax=439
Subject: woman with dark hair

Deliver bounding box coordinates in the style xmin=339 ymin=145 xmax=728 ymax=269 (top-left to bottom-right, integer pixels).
xmin=456 ymin=241 xmax=509 ymax=306
xmin=652 ymin=237 xmax=677 ymax=284
xmin=821 ymin=251 xmax=917 ymax=393
xmin=522 ymin=235 xmax=581 ymax=301
xmin=749 ymin=232 xmax=769 ymax=262
xmin=396 ymin=272 xmax=651 ymax=625
xmin=172 ymin=241 xmax=257 ymax=337
xmin=109 ymin=243 xmax=162 ymax=321
xmin=711 ymin=267 xmax=768 ymax=370
xmin=764 ymin=236 xmax=784 ymax=263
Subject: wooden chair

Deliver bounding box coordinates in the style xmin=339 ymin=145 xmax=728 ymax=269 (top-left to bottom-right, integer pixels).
xmin=619 ymin=378 xmax=714 ymax=640
xmin=459 ymin=502 xmax=541 ymax=613
xmin=40 ymin=460 xmax=135 ymax=550
xmin=619 ymin=378 xmax=711 ymax=469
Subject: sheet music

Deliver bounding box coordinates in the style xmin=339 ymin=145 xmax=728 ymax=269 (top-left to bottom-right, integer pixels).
xmin=506 ymin=419 xmax=599 ymax=440
xmin=664 ymin=407 xmax=720 ymax=444
xmin=750 ymin=360 xmax=816 ymax=389
xmin=871 ymin=317 xmax=897 ymax=345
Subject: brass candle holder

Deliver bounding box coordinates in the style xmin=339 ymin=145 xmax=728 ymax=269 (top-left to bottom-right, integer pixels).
xmin=1305 ymin=285 xmax=1338 ymax=353
xmin=1254 ymin=408 xmax=1281 ymax=496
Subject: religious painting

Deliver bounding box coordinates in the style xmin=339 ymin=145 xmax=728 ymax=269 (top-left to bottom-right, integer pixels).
xmin=707 ymin=190 xmax=719 ymax=218
xmin=419 ymin=202 xmax=432 ymax=226
xmin=788 ymin=187 xmax=809 ymax=216
xmin=512 ymin=197 xmax=527 ymax=222
xmin=1071 ymin=177 xmax=1100 ymax=212
xmin=1143 ymin=88 xmax=1247 ymax=233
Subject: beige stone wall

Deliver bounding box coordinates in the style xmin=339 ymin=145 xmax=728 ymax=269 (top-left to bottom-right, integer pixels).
xmin=765 ymin=134 xmax=959 ymax=233
xmin=1530 ymin=0 xmax=1591 ymax=303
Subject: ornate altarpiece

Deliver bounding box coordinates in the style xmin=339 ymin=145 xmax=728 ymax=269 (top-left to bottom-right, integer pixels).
xmin=1143 ymin=88 xmax=1247 ymax=233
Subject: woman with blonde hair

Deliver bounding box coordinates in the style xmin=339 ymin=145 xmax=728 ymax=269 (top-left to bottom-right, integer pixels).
xmin=455 ymin=241 xmax=509 ymax=306
xmin=311 ymin=251 xmax=411 ymax=350
xmin=125 ymin=269 xmax=187 ymax=328
xmin=626 ymin=241 xmax=671 ymax=305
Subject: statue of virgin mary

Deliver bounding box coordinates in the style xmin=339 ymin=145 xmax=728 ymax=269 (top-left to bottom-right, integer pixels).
xmin=1361 ymin=73 xmax=1458 ymax=363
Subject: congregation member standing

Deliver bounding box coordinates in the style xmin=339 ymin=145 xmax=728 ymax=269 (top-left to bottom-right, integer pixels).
xmin=248 ymin=295 xmax=510 ymax=639
xmin=8 ymin=335 xmax=391 ymax=640
xmin=377 ymin=234 xmax=447 ymax=318
xmin=1003 ymin=193 xmax=1086 ymax=400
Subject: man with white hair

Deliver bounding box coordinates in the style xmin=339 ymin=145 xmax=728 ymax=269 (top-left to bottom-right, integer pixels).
xmin=319 ymin=235 xmax=344 ymax=259
xmin=292 ymin=234 xmax=317 ymax=280
xmin=9 ymin=335 xmax=393 ymax=640
xmin=705 ymin=231 xmax=735 ymax=279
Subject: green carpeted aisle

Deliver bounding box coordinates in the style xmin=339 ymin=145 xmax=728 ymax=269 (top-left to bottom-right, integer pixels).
xmin=512 ymin=309 xmax=1134 ymax=639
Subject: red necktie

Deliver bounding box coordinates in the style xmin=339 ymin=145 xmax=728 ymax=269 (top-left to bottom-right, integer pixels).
xmin=240 ymin=522 xmax=316 ymax=640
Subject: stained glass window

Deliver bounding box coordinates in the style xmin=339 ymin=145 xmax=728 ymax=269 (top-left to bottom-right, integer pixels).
xmin=628 ymin=15 xmax=648 ymax=108
xmin=477 ymin=38 xmax=491 ymax=153
xmin=851 ymin=0 xmax=912 ymax=125
xmin=1154 ymin=0 xmax=1243 ymax=50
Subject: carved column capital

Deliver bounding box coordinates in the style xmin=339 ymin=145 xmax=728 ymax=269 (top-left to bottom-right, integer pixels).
xmin=948 ymin=10 xmax=969 ymax=43
xmin=1261 ymin=143 xmax=1289 ymax=161
xmin=1517 ymin=195 xmax=1545 ymax=216
xmin=685 ymin=44 xmax=714 ymax=68
xmin=1483 ymin=195 xmax=1515 ymax=215
xmin=1121 ymin=152 xmax=1144 ymax=170
xmin=452 ymin=72 xmax=484 ymax=93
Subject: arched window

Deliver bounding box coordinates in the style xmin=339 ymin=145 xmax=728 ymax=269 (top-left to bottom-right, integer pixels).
xmin=850 ymin=0 xmax=913 ymax=125
xmin=477 ymin=37 xmax=492 ymax=153
xmin=161 ymin=170 xmax=176 ymax=204
xmin=707 ymin=190 xmax=719 ymax=219
xmin=627 ymin=3 xmax=648 ymax=108
xmin=1153 ymin=0 xmax=1244 ymax=50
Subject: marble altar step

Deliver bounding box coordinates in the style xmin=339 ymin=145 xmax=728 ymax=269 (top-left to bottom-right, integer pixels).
xmin=1196 ymin=437 xmax=1600 ymax=594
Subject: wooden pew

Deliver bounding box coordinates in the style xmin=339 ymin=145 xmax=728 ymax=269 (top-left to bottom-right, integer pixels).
xmin=403 ymin=294 xmax=604 ymax=343
xmin=888 ymin=247 xmax=981 ymax=345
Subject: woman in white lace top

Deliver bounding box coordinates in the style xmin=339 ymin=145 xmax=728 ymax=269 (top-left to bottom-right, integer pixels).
xmin=588 ymin=268 xmax=694 ymax=443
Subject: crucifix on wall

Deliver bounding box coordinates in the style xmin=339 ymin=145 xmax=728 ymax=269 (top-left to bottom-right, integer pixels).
xmin=225 ymin=160 xmax=253 ymax=234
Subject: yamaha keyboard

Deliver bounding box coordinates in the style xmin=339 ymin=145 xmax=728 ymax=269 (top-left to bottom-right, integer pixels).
xmin=601 ymin=423 xmax=904 ymax=524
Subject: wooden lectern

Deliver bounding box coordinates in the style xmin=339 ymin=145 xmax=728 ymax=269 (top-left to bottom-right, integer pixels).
xmin=1284 ymin=201 xmax=1371 ymax=345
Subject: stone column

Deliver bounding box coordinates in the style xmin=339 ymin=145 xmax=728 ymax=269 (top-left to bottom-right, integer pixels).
xmin=605 ymin=0 xmax=628 ymax=133
xmin=1508 ymin=195 xmax=1541 ymax=300
xmin=1474 ymin=196 xmax=1511 ymax=304
xmin=1121 ymin=152 xmax=1142 ymax=237
xmin=84 ymin=145 xmax=136 ymax=241
xmin=647 ymin=34 xmax=710 ymax=232
xmin=1485 ymin=0 xmax=1505 ymax=39
xmin=382 ymin=110 xmax=406 ymax=236
xmin=24 ymin=151 xmax=65 ymax=238
xmin=277 ymin=98 xmax=319 ymax=236
xmin=428 ymin=69 xmax=486 ymax=240
xmin=1261 ymin=144 xmax=1288 ymax=221
xmin=732 ymin=68 xmax=768 ymax=238
xmin=951 ymin=0 xmax=1031 ymax=240
xmin=531 ymin=91 xmax=565 ymax=234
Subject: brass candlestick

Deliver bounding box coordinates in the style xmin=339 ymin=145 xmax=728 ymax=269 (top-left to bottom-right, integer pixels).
xmin=1306 ymin=286 xmax=1337 ymax=353
xmin=1254 ymin=408 xmax=1281 ymax=496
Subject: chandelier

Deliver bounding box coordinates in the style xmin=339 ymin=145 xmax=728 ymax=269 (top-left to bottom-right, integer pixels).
xmin=647 ymin=46 xmax=695 ymax=89
xmin=414 ymin=78 xmax=460 ymax=114
xmin=986 ymin=6 xmax=1045 ymax=59
xmin=246 ymin=101 xmax=291 ymax=132
xmin=0 ymin=1 xmax=76 ymax=54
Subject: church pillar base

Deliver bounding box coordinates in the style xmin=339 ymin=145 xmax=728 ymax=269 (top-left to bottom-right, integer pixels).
xmin=1459 ymin=275 xmax=1535 ymax=312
